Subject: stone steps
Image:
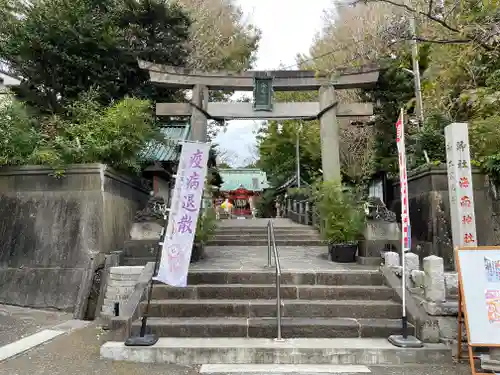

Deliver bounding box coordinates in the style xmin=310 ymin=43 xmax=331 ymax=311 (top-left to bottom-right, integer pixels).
xmin=150 ymin=284 xmax=397 ymax=301
xmin=214 ymin=228 xmax=319 ymax=235
xmin=207 ymin=239 xmax=324 ymax=246
xmin=183 ymin=270 xmax=385 ymax=286
xmin=100 ymin=337 xmax=453 ymax=365
xmin=212 ymin=233 xmax=321 ymax=240
xmin=141 ymin=299 xmax=401 ymax=319
xmin=132 ymin=317 xmax=413 ymax=338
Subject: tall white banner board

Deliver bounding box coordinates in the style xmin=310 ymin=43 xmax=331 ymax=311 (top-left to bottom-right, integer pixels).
xmin=154 ymin=141 xmax=210 ymax=287
xmin=456 ymin=248 xmax=500 ymax=345
xmin=444 ymin=122 xmax=477 ymax=248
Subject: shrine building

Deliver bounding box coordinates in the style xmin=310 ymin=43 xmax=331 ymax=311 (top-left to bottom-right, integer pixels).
xmin=217 ymin=168 xmax=269 ymax=217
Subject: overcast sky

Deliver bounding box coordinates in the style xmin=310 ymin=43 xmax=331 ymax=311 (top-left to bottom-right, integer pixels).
xmin=213 ymin=0 xmax=332 ymax=167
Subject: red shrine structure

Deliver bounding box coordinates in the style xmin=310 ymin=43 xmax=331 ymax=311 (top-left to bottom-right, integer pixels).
xmin=216 ymin=168 xmax=269 ymax=218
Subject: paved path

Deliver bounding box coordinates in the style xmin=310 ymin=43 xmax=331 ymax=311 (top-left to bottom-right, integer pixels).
xmin=218 ymin=218 xmax=309 ymax=228
xmin=192 ymin=245 xmax=376 ymax=272
xmin=193 ymin=218 xmax=376 ymax=272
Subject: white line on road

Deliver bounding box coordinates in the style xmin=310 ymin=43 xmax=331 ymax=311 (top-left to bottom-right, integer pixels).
xmin=199 ymin=364 xmax=371 ymax=373
xmin=0 ymin=329 xmax=64 ymax=362
xmin=0 ymin=319 xmax=91 ymax=362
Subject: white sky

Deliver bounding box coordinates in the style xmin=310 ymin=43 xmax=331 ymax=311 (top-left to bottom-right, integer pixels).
xmin=214 ymin=0 xmax=332 ymax=166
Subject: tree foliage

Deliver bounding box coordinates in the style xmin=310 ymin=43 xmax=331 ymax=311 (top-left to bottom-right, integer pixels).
xmin=0 ymin=92 xmax=161 ymax=173
xmin=0 ymin=0 xmax=191 ymax=113
xmin=174 ymin=0 xmax=260 ymax=71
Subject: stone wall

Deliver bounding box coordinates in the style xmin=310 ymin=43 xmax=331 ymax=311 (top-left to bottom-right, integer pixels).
xmin=383 ymin=251 xmax=462 ymax=343
xmin=0 ymin=164 xmax=148 ymax=315
xmin=390 ymin=165 xmax=500 ymax=270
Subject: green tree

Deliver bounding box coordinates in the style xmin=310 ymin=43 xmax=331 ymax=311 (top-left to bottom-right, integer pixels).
xmin=0 ymin=0 xmax=191 ymax=113
xmin=0 ymin=91 xmax=162 ymax=173
xmin=359 ymin=56 xmax=418 ymax=175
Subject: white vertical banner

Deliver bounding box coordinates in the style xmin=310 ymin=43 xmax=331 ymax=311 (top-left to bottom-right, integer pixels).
xmin=154 ymin=141 xmax=211 ymax=287
xmin=395 ymin=109 xmax=411 ymax=251
xmin=445 ymin=123 xmax=477 ymax=248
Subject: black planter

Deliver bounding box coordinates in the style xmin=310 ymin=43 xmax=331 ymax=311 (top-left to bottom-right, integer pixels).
xmin=190 ymin=243 xmax=205 ymax=263
xmin=328 ymin=242 xmax=358 ymax=263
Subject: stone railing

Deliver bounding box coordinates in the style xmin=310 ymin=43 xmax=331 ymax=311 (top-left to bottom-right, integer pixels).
xmin=107 ymin=262 xmax=155 ymax=341
xmin=382 ymin=251 xmax=461 ymax=343
xmin=284 ymin=198 xmax=318 ymax=227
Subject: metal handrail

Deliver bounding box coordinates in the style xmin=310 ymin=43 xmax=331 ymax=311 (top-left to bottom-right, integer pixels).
xmin=266 ymin=220 xmax=284 ymax=342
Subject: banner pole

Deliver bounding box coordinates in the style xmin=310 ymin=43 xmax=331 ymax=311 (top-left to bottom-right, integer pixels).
xmin=400 ymin=108 xmax=408 ymax=339
xmin=125 ymin=210 xmax=168 ymax=347
xmin=388 ymin=108 xmax=423 ymax=348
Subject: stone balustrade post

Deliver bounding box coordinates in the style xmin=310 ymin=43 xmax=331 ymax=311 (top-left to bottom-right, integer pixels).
xmin=423 ymin=255 xmax=446 ymax=302
xmin=299 ymin=201 xmax=304 ymax=224
xmin=384 ymin=251 xmax=400 ymax=268
xmin=404 ymin=252 xmax=420 ymax=287
xmin=305 ymin=201 xmax=310 ymax=225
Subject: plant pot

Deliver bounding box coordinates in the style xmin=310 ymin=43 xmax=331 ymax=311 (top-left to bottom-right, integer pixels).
xmin=190 ymin=243 xmax=205 ymax=263
xmin=328 ymin=242 xmax=358 ymax=263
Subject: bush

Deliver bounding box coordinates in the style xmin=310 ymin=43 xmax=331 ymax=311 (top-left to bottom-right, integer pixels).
xmin=195 ymin=208 xmax=218 ymax=245
xmin=312 ymin=180 xmax=366 ymax=244
xmin=0 ymin=98 xmax=42 ymax=166
xmin=0 ymin=91 xmax=162 ymax=173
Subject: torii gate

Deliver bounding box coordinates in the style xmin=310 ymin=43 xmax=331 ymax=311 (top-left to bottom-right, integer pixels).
xmin=138 ymin=60 xmax=379 ymax=181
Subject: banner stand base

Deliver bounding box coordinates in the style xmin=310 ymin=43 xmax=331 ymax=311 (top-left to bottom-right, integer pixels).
xmin=125 ymin=334 xmax=158 ymax=347
xmin=388 ymin=334 xmax=423 ymax=348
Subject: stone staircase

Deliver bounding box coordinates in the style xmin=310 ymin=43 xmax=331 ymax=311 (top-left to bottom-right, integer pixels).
xmin=208 ymin=220 xmax=324 ymax=246
xmin=131 ymin=269 xmax=408 ymax=339
xmin=101 ymin=219 xmax=453 ymax=366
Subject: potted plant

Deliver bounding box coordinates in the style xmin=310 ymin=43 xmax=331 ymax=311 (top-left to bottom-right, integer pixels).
xmin=191 ymin=207 xmax=218 ymax=263
xmin=313 ymin=181 xmax=366 ymax=263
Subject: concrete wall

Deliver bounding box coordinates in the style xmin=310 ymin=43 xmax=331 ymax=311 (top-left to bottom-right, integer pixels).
xmin=390 ymin=165 xmax=500 ymax=270
xmin=0 ymin=164 xmax=148 ymax=314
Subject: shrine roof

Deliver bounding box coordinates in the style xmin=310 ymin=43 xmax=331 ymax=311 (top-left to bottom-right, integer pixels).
xmin=141 ymin=123 xmax=191 ymax=162
xmin=219 ymin=168 xmax=269 ymax=192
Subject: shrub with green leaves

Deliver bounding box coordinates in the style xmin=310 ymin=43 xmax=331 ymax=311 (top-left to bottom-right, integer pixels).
xmin=195 ymin=208 xmax=218 ymax=245
xmin=0 ymin=91 xmax=162 ymax=173
xmin=312 ymin=180 xmax=366 ymax=244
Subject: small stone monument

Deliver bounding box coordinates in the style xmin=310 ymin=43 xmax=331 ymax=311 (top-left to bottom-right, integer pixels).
xmin=358 ymin=197 xmax=401 ymax=265
xmin=129 ymin=195 xmax=166 ymax=240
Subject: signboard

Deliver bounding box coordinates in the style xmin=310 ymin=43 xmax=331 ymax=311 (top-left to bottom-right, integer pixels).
xmin=395 ymin=110 xmax=410 ymax=250
xmin=456 ymin=247 xmax=500 ymax=346
xmin=253 ymin=76 xmax=273 ymax=111
xmin=445 ymin=123 xmax=477 ymax=247
xmin=154 ymin=141 xmax=210 ymax=287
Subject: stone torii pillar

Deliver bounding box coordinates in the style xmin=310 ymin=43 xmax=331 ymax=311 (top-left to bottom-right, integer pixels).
xmin=319 ymin=85 xmax=341 ymax=181
xmin=190 ymin=84 xmax=209 ymax=142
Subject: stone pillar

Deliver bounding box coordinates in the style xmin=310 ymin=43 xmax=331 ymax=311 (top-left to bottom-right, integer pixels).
xmin=299 ymin=201 xmax=304 ymax=224
xmin=404 ymin=252 xmax=420 ymax=287
xmin=190 ymin=84 xmax=209 ymax=142
xmin=423 ymin=255 xmax=446 ymax=302
xmin=305 ymin=201 xmax=310 ymax=225
xmin=319 ymin=85 xmax=341 ymax=181
xmin=384 ymin=251 xmax=400 ymax=268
